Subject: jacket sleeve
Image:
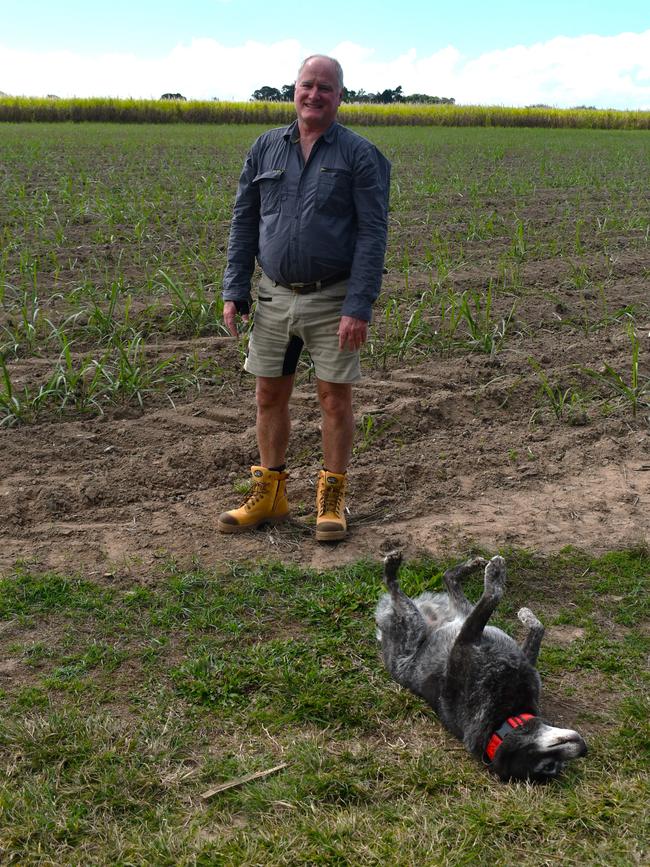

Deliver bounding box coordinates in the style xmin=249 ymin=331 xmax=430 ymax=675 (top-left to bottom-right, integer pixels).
xmin=222 ymin=145 xmax=261 ymax=308
xmin=342 ymin=145 xmax=391 ymax=321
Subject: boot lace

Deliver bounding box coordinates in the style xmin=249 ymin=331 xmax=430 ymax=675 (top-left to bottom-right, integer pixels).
xmin=242 ymin=481 xmax=269 ymax=511
xmin=319 ymin=481 xmax=343 ymax=517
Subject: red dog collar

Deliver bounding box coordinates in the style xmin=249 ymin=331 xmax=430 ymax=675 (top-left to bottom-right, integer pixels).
xmin=484 ymin=714 xmax=535 ymax=762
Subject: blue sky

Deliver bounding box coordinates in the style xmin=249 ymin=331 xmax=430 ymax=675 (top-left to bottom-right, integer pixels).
xmin=1 ymin=0 xmax=649 ymax=108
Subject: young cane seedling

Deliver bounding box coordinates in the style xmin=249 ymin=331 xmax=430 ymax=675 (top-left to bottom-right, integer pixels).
xmin=458 ymin=284 xmax=517 ymax=357
xmin=529 ymin=358 xmax=588 ymax=424
xmin=510 ymin=216 xmax=527 ymax=262
xmin=0 ymin=357 xmax=29 ymax=426
xmin=368 ymin=292 xmax=441 ymax=368
xmin=44 ymin=335 xmax=108 ymax=414
xmin=156 ymin=269 xmax=227 ymax=336
xmin=354 ymin=412 xmax=396 ymax=455
xmin=81 ymin=279 xmax=131 ymax=343
xmin=0 ymin=287 xmax=46 ymax=357
xmin=584 ymin=324 xmax=650 ymax=418
xmin=437 ymin=288 xmax=465 ymax=347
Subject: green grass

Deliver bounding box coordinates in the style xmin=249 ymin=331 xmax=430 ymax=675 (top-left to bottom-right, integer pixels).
xmin=0 ymin=549 xmax=648 ymax=864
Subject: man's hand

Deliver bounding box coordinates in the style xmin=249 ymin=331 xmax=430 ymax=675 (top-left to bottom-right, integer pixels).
xmin=338 ymin=315 xmax=368 ymax=351
xmin=223 ymin=300 xmax=249 ymax=337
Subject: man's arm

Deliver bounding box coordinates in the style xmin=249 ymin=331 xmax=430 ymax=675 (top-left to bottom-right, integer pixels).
xmin=341 ymin=144 xmax=391 ymax=324
xmin=222 ymin=147 xmax=261 ymax=319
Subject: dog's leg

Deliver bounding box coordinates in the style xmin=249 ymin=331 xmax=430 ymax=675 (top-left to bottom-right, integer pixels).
xmin=444 ymin=557 xmax=507 ymax=712
xmin=443 ymin=556 xmax=488 ymax=615
xmin=380 ymin=551 xmax=429 ymax=657
xmin=517 ymin=607 xmax=545 ymax=666
xmin=453 ymin=555 xmax=506 ymax=646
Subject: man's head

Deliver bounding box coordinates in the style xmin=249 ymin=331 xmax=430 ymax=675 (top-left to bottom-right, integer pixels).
xmin=294 ymin=55 xmax=343 ymax=133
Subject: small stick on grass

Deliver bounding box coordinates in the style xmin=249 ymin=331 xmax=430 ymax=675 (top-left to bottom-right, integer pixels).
xmin=199 ymin=762 xmax=288 ymax=801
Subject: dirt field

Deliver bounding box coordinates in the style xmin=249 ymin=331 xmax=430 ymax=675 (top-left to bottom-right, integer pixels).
xmin=1 ymin=125 xmax=648 ymax=579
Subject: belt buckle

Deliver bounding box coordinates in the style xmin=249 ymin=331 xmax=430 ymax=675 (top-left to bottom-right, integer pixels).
xmin=289 ymin=282 xmax=306 ymax=290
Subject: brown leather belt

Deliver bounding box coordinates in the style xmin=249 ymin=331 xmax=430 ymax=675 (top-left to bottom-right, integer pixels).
xmin=272 ymin=272 xmax=350 ymax=294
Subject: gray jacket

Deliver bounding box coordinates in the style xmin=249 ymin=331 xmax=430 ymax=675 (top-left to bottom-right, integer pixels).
xmin=222 ymin=121 xmax=390 ymax=321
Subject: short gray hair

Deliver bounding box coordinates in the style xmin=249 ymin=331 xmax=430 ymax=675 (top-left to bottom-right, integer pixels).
xmin=296 ymin=55 xmax=344 ymax=90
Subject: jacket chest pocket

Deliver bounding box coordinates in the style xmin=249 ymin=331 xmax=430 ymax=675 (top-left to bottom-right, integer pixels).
xmin=253 ymin=170 xmax=284 ymax=215
xmin=316 ymin=168 xmax=353 ymax=216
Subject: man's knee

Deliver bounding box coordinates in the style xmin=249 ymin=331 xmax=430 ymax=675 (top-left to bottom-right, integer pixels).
xmin=256 ymin=376 xmax=293 ymax=411
xmin=318 ymin=382 xmax=353 ymax=418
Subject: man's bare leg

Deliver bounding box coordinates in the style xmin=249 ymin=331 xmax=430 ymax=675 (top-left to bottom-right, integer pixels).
xmin=217 ymin=374 xmax=294 ymax=533
xmin=313 ymin=379 xmax=353 ymax=540
xmin=256 ymin=375 xmax=294 ymax=468
xmin=316 ymin=379 xmax=354 ymax=472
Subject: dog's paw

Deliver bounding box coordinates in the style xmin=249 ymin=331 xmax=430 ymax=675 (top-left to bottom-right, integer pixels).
xmin=484 ymin=555 xmax=506 ymax=594
xmin=382 ymin=550 xmax=402 ymax=584
xmin=379 ymin=537 xmax=402 ymax=554
xmin=518 ymin=607 xmax=543 ymax=629
xmin=464 ymin=556 xmax=488 ymax=570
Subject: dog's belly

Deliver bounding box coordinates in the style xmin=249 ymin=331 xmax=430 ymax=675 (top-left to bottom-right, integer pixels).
xmin=416 ymin=625 xmax=537 ymax=720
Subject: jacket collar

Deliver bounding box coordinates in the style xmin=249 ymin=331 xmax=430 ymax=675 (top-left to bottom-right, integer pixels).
xmin=284 ymin=119 xmax=339 ymax=145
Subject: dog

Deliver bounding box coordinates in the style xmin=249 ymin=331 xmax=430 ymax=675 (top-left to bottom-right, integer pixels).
xmin=375 ymin=552 xmax=587 ymax=781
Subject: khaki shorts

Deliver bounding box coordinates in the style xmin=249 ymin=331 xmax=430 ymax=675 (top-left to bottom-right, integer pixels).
xmin=244 ymin=272 xmax=361 ymax=383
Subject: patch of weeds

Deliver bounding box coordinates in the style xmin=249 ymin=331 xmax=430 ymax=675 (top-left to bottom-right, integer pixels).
xmin=610 ymin=695 xmax=650 ymax=761
xmin=44 ymin=641 xmax=127 ymax=691
xmin=0 ymin=708 xmax=184 ymax=858
xmin=11 ymin=686 xmax=50 ymax=710
xmin=21 ymin=641 xmax=57 ymax=667
xmin=170 ymin=633 xmax=384 ymax=730
xmin=232 ymin=476 xmax=252 ymax=496
xmin=540 ymin=630 xmax=643 ymax=679
xmin=0 ymin=568 xmax=113 ymax=620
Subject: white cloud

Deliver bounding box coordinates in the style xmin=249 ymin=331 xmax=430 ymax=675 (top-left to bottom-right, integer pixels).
xmin=1 ymin=30 xmax=649 ymax=108
xmin=454 ymin=31 xmax=650 ymax=108
xmin=0 ymin=39 xmax=306 ymax=102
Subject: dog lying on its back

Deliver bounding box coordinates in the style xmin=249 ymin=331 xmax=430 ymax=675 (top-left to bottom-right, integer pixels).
xmin=375 ymin=552 xmax=587 ymax=782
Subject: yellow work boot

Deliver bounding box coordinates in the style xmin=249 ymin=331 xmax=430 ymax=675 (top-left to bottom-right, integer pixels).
xmin=218 ymin=466 xmax=289 ymax=533
xmin=315 ymin=469 xmax=347 ymax=542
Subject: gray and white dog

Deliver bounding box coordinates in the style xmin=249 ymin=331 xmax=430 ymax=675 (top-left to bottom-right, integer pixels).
xmin=375 ymin=551 xmax=587 ymax=781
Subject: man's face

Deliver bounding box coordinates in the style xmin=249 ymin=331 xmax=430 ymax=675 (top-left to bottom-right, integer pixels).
xmin=294 ymin=58 xmax=342 ymax=132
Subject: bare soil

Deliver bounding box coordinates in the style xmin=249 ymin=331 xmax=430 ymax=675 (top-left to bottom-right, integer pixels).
xmin=2 ymin=256 xmax=648 ymax=581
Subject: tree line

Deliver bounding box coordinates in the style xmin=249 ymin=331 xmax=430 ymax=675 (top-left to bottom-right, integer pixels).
xmin=251 ymin=84 xmax=455 ymax=104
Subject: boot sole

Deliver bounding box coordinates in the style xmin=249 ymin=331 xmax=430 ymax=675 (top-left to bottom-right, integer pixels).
xmin=217 ymin=514 xmax=289 ymax=534
xmin=315 ymin=527 xmax=347 ymax=542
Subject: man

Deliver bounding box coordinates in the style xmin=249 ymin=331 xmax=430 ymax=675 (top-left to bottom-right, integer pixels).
xmin=218 ymin=54 xmax=390 ymax=541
